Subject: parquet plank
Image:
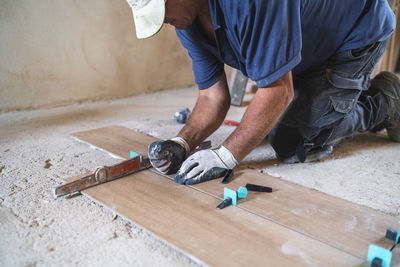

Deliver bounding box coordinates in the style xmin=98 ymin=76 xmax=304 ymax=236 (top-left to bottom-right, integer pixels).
xmin=71 ymin=126 xmax=398 ymax=262
xmin=82 ymin=168 xmax=361 ymax=266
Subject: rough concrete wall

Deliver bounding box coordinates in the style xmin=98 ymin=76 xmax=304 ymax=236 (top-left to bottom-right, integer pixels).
xmin=0 ymin=0 xmax=194 ymax=112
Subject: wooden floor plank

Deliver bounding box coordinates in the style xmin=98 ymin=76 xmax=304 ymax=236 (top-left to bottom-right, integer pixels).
xmin=82 ymin=169 xmax=361 ymax=266
xmin=195 ymin=172 xmax=398 ymax=258
xmin=392 ymin=246 xmax=400 ymax=266
xmin=71 ymin=126 xmax=398 ymax=260
xmin=72 ymin=126 xmax=154 ymax=159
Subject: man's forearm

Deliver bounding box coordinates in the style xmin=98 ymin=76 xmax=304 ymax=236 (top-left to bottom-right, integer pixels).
xmin=224 ymin=72 xmax=294 ymax=161
xmin=178 ymin=73 xmax=231 ymax=151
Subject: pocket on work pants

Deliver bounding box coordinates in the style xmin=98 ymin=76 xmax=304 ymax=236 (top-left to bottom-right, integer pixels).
xmin=312 ymin=69 xmax=364 ymax=127
xmin=282 ymin=69 xmax=361 ymax=126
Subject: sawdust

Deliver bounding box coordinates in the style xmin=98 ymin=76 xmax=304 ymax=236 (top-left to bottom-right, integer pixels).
xmin=344 ymin=215 xmax=358 ymax=232
xmin=281 ymin=240 xmax=312 ymax=266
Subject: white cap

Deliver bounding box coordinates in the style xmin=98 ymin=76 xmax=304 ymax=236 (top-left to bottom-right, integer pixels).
xmin=126 ymin=0 xmax=165 ymax=39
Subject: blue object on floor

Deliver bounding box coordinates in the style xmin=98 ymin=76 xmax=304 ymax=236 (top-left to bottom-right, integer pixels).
xmin=174 ymin=108 xmax=191 ymax=124
xmin=367 ymin=244 xmax=392 ymax=267
xmin=224 ymin=188 xmax=237 ymax=206
xmin=130 ymin=151 xmax=139 ymax=158
xmin=237 ymin=187 xmax=248 ymax=199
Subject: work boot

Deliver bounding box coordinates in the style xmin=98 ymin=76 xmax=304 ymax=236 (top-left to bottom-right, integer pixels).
xmin=370 ymin=71 xmax=400 ymax=142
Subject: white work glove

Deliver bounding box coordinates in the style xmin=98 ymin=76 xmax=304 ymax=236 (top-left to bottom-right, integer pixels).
xmin=174 ymin=145 xmax=238 ymax=185
xmin=148 ymin=137 xmax=190 ymax=174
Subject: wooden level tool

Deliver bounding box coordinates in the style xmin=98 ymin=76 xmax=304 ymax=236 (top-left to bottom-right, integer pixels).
xmin=54 ymin=155 xmax=151 ymax=198
xmin=54 ymin=140 xmax=212 ymax=198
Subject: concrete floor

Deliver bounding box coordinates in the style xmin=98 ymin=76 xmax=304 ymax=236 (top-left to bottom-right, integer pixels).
xmin=1 ymin=87 xmax=399 ymax=266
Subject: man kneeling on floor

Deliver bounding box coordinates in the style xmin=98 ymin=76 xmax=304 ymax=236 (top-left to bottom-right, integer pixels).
xmin=126 ymin=0 xmax=399 ymax=185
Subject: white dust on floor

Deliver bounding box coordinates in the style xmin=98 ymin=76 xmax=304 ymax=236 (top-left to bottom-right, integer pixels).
xmin=0 ymin=87 xmax=399 ymax=266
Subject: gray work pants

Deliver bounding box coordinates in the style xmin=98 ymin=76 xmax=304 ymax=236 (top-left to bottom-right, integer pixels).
xmin=269 ymin=38 xmax=390 ymax=161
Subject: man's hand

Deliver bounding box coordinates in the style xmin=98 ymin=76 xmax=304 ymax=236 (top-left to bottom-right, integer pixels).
xmin=148 ymin=137 xmax=189 ymax=175
xmin=174 ymin=146 xmax=237 ymax=185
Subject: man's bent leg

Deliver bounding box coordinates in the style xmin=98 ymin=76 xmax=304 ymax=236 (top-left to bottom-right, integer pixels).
xmin=270 ymin=39 xmax=390 ymax=162
xmin=368 ymin=71 xmax=400 ymax=142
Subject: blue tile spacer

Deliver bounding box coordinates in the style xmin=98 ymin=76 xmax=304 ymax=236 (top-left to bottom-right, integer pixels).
xmin=237 ymin=187 xmax=248 ymax=199
xmin=395 ymin=228 xmax=400 ymax=246
xmin=367 ymin=244 xmax=392 ymax=267
xmin=130 ymin=151 xmax=139 ymax=158
xmin=224 ymin=188 xmax=237 ymax=206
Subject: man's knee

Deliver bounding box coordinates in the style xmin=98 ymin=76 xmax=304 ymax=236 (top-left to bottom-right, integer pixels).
xmin=268 ymin=124 xmax=303 ymax=160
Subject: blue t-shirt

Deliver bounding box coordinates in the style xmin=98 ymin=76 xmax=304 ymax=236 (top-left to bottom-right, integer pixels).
xmin=176 ymin=0 xmax=396 ymax=89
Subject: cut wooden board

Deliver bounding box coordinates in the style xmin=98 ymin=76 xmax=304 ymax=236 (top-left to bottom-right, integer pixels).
xmin=82 ymin=168 xmax=361 ymax=266
xmin=71 ymin=126 xmax=399 ymax=259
